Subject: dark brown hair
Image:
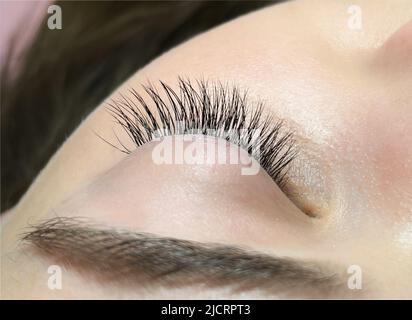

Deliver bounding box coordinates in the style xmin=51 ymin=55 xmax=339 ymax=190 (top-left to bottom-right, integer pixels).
xmin=1 ymin=1 xmax=281 ymax=211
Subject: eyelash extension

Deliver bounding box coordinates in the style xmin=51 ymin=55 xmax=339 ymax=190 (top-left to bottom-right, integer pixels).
xmin=105 ymin=78 xmax=297 ymax=188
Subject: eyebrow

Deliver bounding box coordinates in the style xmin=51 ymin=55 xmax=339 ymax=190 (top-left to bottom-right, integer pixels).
xmin=22 ymin=217 xmax=346 ymax=296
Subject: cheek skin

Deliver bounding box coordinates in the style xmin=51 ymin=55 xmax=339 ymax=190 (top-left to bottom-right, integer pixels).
xmin=340 ymin=99 xmax=412 ymax=220
xmin=317 ymin=88 xmax=412 ymax=271
xmin=375 ymin=20 xmax=412 ymax=72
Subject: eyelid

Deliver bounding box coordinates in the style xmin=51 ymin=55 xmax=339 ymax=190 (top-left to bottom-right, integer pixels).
xmin=104 ymin=78 xmax=298 ymax=190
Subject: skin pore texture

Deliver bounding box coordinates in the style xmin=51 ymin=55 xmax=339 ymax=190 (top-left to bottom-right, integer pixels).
xmin=1 ymin=0 xmax=412 ymax=299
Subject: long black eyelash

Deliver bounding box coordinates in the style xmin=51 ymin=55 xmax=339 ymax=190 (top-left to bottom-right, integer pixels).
xmin=105 ymin=78 xmax=297 ymax=188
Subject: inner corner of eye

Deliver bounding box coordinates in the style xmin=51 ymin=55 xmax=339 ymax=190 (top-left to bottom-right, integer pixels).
xmin=282 ymin=185 xmax=325 ymax=219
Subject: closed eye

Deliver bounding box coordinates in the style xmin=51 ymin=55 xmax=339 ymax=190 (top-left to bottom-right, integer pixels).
xmin=102 ymin=78 xmax=298 ymax=191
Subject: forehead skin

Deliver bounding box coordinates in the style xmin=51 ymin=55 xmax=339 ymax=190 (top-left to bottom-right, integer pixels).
xmin=2 ymin=0 xmax=412 ymax=298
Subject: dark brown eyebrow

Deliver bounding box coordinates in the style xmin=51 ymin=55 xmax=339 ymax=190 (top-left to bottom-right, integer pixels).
xmin=21 ymin=216 xmax=347 ymax=297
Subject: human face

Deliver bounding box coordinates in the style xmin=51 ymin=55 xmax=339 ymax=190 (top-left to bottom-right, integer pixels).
xmin=2 ymin=0 xmax=412 ymax=299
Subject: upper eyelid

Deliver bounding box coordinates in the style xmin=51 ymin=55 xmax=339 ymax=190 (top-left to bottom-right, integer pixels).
xmin=103 ymin=78 xmax=298 ymax=189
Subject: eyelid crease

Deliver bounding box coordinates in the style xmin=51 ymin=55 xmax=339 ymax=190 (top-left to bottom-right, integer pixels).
xmin=104 ymin=78 xmax=298 ymax=189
